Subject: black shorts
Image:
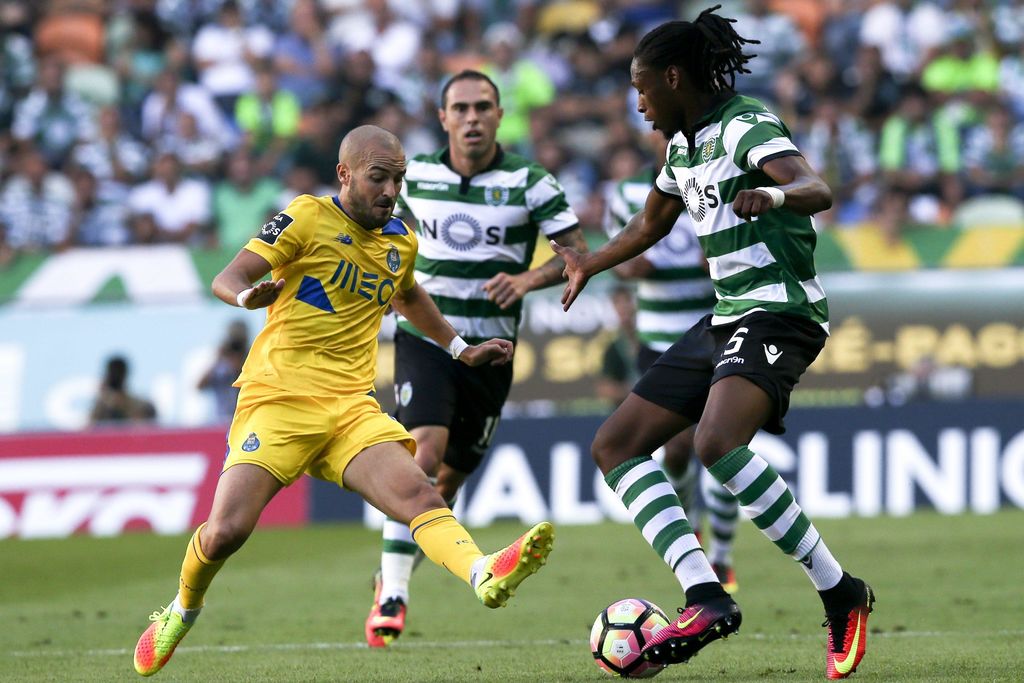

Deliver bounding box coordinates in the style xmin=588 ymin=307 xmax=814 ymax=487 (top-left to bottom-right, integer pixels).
xmin=632 ymin=312 xmax=827 ymax=434
xmin=636 ymin=344 xmax=663 ymax=375
xmin=393 ymin=329 xmax=513 ymax=473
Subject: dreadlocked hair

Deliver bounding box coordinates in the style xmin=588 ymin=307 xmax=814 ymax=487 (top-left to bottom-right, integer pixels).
xmin=633 ymin=5 xmax=759 ymax=94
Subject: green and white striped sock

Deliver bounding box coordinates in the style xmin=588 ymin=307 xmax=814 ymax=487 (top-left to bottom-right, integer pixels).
xmin=380 ymin=518 xmax=418 ymax=603
xmin=701 ymin=468 xmax=739 ymax=566
xmin=606 ymin=456 xmax=718 ymax=591
xmin=709 ymin=446 xmax=843 ymax=590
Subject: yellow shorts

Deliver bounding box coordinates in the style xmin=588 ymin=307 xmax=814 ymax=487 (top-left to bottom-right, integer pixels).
xmin=225 ymin=383 xmax=416 ymax=488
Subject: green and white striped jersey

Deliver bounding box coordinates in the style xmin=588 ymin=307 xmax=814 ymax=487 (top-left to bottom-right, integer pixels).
xmin=655 ymin=95 xmax=829 ymax=331
xmin=396 ymin=147 xmax=578 ymax=344
xmin=606 ymin=168 xmax=716 ymax=352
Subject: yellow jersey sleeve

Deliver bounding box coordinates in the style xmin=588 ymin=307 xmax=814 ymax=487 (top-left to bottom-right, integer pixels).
xmin=397 ymin=219 xmax=418 ymax=291
xmin=243 ymin=195 xmax=319 ymax=268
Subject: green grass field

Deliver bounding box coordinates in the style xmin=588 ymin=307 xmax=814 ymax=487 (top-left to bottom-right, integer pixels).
xmin=3 ymin=510 xmax=1023 ymax=682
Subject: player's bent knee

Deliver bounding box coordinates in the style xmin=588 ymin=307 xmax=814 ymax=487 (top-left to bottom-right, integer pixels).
xmin=693 ymin=427 xmax=741 ymax=467
xmin=200 ymin=520 xmax=252 ymax=560
xmin=591 ymin=427 xmax=632 ymax=474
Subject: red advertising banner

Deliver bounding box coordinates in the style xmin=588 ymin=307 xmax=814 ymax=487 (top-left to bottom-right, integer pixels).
xmin=0 ymin=428 xmax=309 ymax=539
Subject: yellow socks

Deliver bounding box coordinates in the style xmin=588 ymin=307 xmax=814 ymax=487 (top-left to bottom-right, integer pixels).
xmin=178 ymin=524 xmax=225 ymax=609
xmin=409 ymin=508 xmax=483 ymax=584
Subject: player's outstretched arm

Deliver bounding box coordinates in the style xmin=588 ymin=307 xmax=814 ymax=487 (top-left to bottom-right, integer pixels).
xmin=483 ymin=225 xmax=588 ymax=310
xmin=552 ymin=188 xmax=682 ymax=311
xmin=391 ymin=283 xmax=513 ymax=366
xmin=732 ymin=155 xmax=832 ymax=221
xmin=212 ymin=249 xmax=284 ymax=309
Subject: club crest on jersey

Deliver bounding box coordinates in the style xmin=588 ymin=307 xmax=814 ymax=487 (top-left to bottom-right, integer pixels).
xmin=386 ymin=245 xmax=401 ymax=273
xmin=484 ymin=185 xmax=510 ymax=207
xmin=701 ymin=137 xmax=718 ymax=163
xmin=241 ymin=432 xmax=260 ymax=452
xmin=396 ymin=381 xmax=413 ymax=407
xmin=441 ymin=212 xmax=483 ymax=251
xmin=335 ymin=233 xmax=352 ymax=244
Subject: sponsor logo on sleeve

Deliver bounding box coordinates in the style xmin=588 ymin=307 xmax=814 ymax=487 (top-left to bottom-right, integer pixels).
xmin=258 ymin=213 xmax=294 ymax=245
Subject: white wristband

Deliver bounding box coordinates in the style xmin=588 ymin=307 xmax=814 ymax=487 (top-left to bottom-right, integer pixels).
xmin=756 ymin=186 xmax=785 ymax=209
xmin=448 ymin=335 xmax=469 ymax=360
xmin=236 ymin=288 xmax=254 ymax=308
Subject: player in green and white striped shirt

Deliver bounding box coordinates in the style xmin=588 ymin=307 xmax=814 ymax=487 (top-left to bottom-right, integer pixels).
xmin=605 ymin=132 xmax=740 ymax=593
xmin=365 ymin=70 xmax=587 ymax=647
xmin=553 ymin=8 xmax=873 ymax=679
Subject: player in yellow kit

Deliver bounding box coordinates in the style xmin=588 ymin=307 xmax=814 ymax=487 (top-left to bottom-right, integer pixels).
xmin=132 ymin=126 xmax=555 ymax=677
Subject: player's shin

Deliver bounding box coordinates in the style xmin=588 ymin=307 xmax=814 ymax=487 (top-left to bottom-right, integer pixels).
xmin=408 ymin=508 xmax=482 ymax=585
xmin=178 ymin=523 xmax=226 ymax=610
xmin=380 ymin=519 xmax=418 ymax=603
xmin=605 ymin=456 xmax=721 ymax=601
xmin=701 ymin=468 xmax=739 ymax=564
xmin=708 ymin=446 xmax=844 ymax=590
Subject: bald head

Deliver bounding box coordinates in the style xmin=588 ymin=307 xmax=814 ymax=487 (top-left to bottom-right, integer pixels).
xmin=336 ymin=125 xmax=407 ymax=230
xmin=338 ymin=125 xmax=403 ymax=165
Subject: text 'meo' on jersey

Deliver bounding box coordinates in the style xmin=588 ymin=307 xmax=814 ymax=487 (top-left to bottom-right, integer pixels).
xmin=236 ymin=194 xmax=418 ymax=396
xmin=606 ymin=168 xmax=716 ymax=353
xmin=655 ymin=95 xmax=829 ymax=332
xmin=395 ymin=147 xmax=578 ymax=345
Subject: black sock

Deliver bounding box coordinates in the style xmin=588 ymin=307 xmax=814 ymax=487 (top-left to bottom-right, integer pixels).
xmin=684 ymin=581 xmax=730 ymax=606
xmin=818 ymin=572 xmax=860 ymax=613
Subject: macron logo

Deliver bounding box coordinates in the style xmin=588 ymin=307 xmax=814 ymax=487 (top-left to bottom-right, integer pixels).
xmin=764 ymin=344 xmax=783 ymax=365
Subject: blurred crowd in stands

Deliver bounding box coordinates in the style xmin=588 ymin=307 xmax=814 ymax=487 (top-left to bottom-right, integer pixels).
xmin=3 ymin=0 xmax=1024 ymax=268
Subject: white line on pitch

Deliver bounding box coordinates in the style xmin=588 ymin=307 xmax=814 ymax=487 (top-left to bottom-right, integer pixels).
xmin=7 ymin=630 xmax=1024 ymax=659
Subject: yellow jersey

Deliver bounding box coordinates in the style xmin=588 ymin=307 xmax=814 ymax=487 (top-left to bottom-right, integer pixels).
xmin=236 ymin=194 xmax=418 ymax=396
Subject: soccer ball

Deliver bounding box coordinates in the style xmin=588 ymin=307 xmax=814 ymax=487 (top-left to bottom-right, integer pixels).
xmin=590 ymin=598 xmax=670 ymax=678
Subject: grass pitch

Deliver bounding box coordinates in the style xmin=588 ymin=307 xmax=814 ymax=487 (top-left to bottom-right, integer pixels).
xmin=2 ymin=509 xmax=1023 ymax=682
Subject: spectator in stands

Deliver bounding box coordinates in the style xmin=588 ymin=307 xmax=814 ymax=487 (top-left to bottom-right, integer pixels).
xmin=198 ymin=319 xmax=249 ymax=423
xmin=234 ymin=61 xmax=301 ymax=174
xmin=34 ymin=0 xmax=105 ymax=66
xmin=191 ymin=0 xmax=274 ymax=115
xmin=921 ymin=21 xmax=1000 ymax=110
xmin=818 ymin=0 xmax=866 ymax=75
xmin=12 ymin=57 xmax=95 ymax=168
xmin=549 ymin=34 xmax=621 ymax=158
xmin=846 ymin=43 xmax=904 ymax=130
xmin=328 ymin=0 xmax=421 ymax=88
xmin=274 ymin=0 xmax=337 ymax=107
xmin=480 ymin=22 xmax=555 ymax=151
xmin=71 ymin=105 xmax=149 ymax=188
xmin=0 ymin=146 xmax=74 ymax=261
xmin=962 ymin=106 xmax=1024 ymax=200
xmin=367 ymin=99 xmax=437 ymax=159
xmin=877 ymin=84 xmax=962 ymax=237
xmin=595 ymin=285 xmax=640 ymax=408
xmin=999 ymin=32 xmax=1024 ymax=119
xmin=289 ymin=102 xmax=342 ymax=188
xmin=69 ymin=166 xmax=132 ymax=247
xmin=163 ymin=110 xmax=224 ymax=177
xmin=0 ymin=0 xmax=35 ymax=95
xmin=89 ymin=354 xmax=157 ymax=426
xmin=276 ymin=163 xmax=330 ymax=209
xmin=110 ymin=9 xmax=181 ymax=114
xmin=329 ymin=49 xmax=398 ymax=135
xmin=213 ymin=148 xmax=282 ymax=250
xmin=859 ymin=0 xmax=948 ymax=80
xmin=391 ymin=42 xmax=447 ymax=124
xmin=799 ymin=97 xmax=878 ymax=224
xmin=732 ymin=0 xmax=807 ymax=101
xmin=140 ymin=67 xmax=234 ymax=151
xmin=128 ymin=151 xmax=212 ymax=245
